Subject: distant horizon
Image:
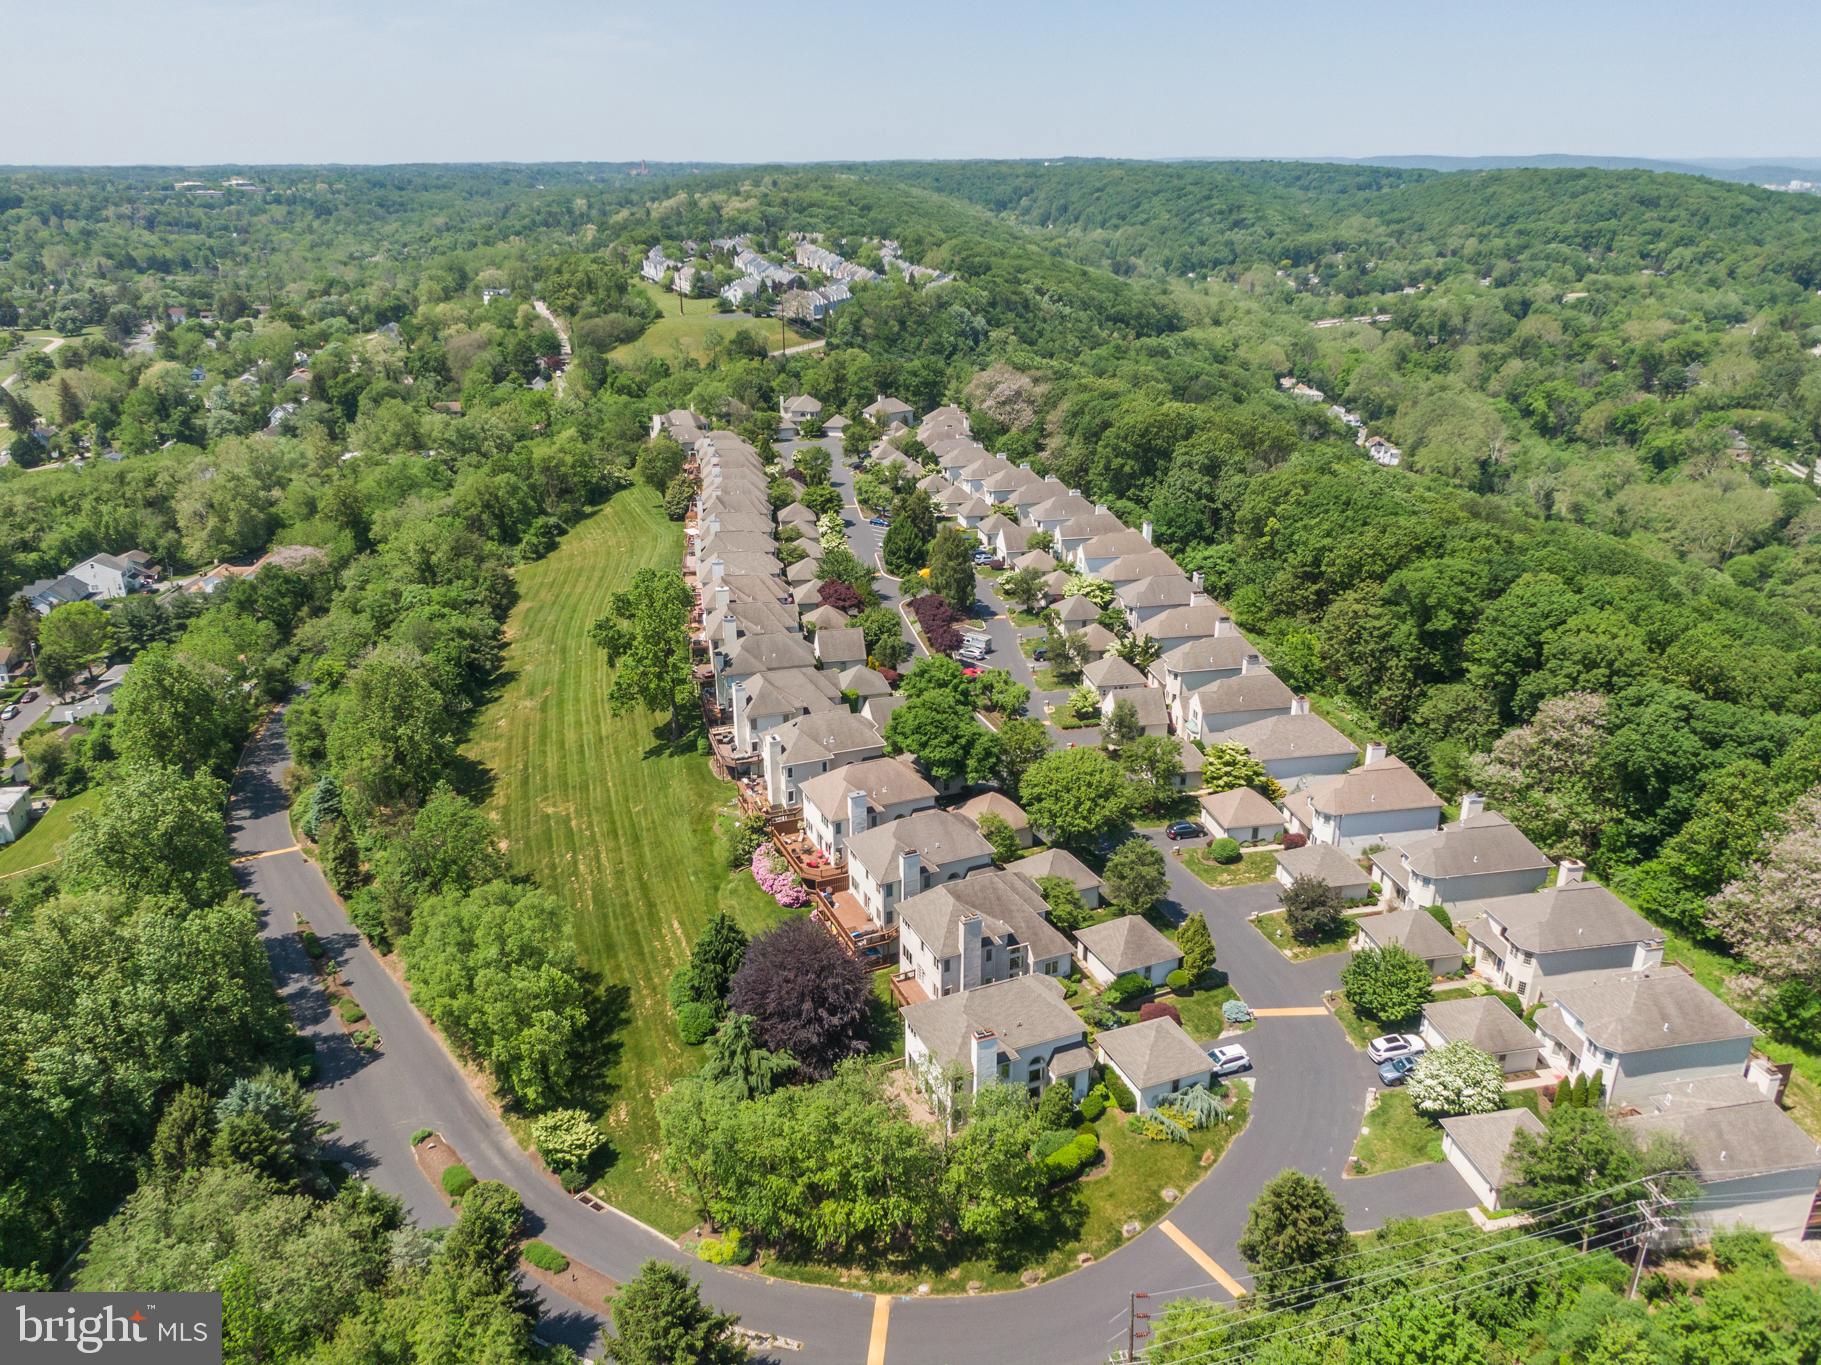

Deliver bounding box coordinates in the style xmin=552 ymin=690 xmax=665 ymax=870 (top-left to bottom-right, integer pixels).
xmin=13 ymin=0 xmax=1819 ymax=166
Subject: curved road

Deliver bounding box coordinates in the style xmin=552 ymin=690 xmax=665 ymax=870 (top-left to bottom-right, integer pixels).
xmin=230 ymin=502 xmax=1468 ymax=1365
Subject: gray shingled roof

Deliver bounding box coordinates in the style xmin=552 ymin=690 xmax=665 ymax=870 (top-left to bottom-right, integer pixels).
xmin=1358 ymin=908 xmax=1463 ymax=964
xmin=1623 ymin=1076 xmax=1821 ymax=1181
xmin=1096 ymin=1017 xmax=1214 ymax=1090
xmin=1457 ymin=881 xmax=1662 ymax=955
xmin=1013 ymin=848 xmax=1103 ymax=896
xmin=1191 ymin=670 xmax=1293 ymax=715
xmin=1159 ymin=634 xmax=1258 ymax=674
xmin=1394 ymin=812 xmax=1551 ymax=880
xmin=1274 ymin=843 xmax=1369 ymax=888
xmin=845 ymin=807 xmax=993 ymax=882
xmin=1074 ymin=916 xmax=1180 ymax=975
xmin=1220 ymin=713 xmax=1357 ymax=763
xmin=799 ymin=756 xmax=936 ymax=820
xmin=724 ymin=632 xmax=820 ymax=675
xmin=1199 ymin=786 xmax=1283 ymax=829
xmin=1440 ymin=1108 xmax=1545 ymax=1189
xmin=1084 ymin=656 xmax=1145 ymax=689
xmin=902 ymin=974 xmax=1083 ymax=1070
xmin=815 ymin=626 xmax=867 ymax=665
xmin=1549 ymin=971 xmax=1757 ymax=1053
xmin=772 ymin=712 xmax=884 ymax=765
xmin=1422 ymin=995 xmax=1538 ymax=1056
xmin=1307 ymin=756 xmax=1442 ymax=818
xmin=897 ymin=869 xmax=1071 ymax=962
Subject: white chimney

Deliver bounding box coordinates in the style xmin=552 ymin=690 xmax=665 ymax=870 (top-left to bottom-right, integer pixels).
xmin=1191 ymin=570 xmax=1204 ymax=590
xmin=960 ymin=912 xmax=984 ymax=991
xmin=1094 ymin=502 xmax=1108 ymax=514
xmin=708 ymin=555 xmax=725 ymax=585
xmin=1556 ymin=857 xmax=1586 ymax=886
xmin=708 ymin=513 xmax=721 ymax=537
xmin=1241 ymin=653 xmax=1263 ymax=675
xmin=1291 ymin=695 xmax=1311 ymax=716
xmin=1459 ymin=791 xmax=1486 ymax=821
xmin=845 ymin=788 xmax=870 ymax=839
xmin=1141 ymin=520 xmax=1153 ymax=544
xmin=897 ymin=848 xmax=922 ymax=898
xmin=1214 ymin=618 xmax=1235 ymax=637
xmin=713 ymin=584 xmax=731 ymax=614
xmin=970 ymin=1028 xmax=998 ymax=1092
xmin=1364 ymin=742 xmax=1388 ymax=765
xmin=730 ymin=681 xmax=750 ymax=752
xmin=764 ymin=731 xmax=786 ymax=805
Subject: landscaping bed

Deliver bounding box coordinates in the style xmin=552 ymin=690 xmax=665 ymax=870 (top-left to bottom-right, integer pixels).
xmin=1251 ymin=908 xmax=1351 ymax=960
xmin=298 ymin=919 xmax=380 ymax=1052
xmin=1182 ymin=848 xmax=1276 ymax=889
xmin=519 ymin=1242 xmax=618 ymax=1312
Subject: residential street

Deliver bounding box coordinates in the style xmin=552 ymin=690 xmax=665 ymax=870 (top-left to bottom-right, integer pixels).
xmin=229 ymin=495 xmax=1471 ymax=1363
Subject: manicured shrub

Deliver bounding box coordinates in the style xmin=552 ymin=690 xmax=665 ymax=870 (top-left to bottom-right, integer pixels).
xmin=300 ymin=930 xmax=324 ymax=959
xmin=558 ymin=1167 xmax=590 ymax=1193
xmin=1341 ymin=944 xmax=1433 ymax=1024
xmin=1424 ymin=903 xmax=1453 ymax=932
xmin=523 ymin=1240 xmax=570 ymax=1273
xmin=1079 ymin=1087 xmax=1108 ymax=1123
xmin=1104 ymin=972 xmax=1151 ymax=1007
xmin=1280 ymin=831 xmax=1307 ymax=850
xmin=410 ymin=1127 xmax=434 ymax=1146
xmin=696 ymin=1231 xmax=753 ymax=1265
xmin=1036 ymin=1081 xmax=1076 ymax=1130
xmin=676 ymin=1000 xmax=718 ymax=1045
xmin=1165 ymin=968 xmax=1193 ymax=994
xmin=1032 ymin=1128 xmax=1079 ymax=1161
xmin=1038 ymin=1129 xmax=1100 ymax=1180
xmin=1140 ymin=1000 xmax=1183 ymax=1024
xmin=335 ymin=997 xmax=367 ymax=1024
xmin=1208 ymin=836 xmax=1242 ymax=865
xmin=532 ymin=1108 xmax=605 ymax=1170
xmin=442 ymin=1164 xmax=476 ymax=1200
xmin=1103 ymin=1070 xmax=1136 ymax=1113
xmin=1222 ymin=998 xmax=1253 ymax=1024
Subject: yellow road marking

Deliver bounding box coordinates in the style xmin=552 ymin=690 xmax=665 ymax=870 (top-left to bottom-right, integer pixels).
xmin=1250 ymin=1006 xmax=1329 ymax=1017
xmin=233 ymin=844 xmax=300 ymax=864
xmin=866 ymin=1294 xmax=891 ymax=1365
xmin=1159 ymin=1219 xmax=1247 ymax=1297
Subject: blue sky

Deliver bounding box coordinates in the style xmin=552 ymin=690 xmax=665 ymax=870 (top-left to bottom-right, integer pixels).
xmin=11 ymin=0 xmax=1819 ymax=165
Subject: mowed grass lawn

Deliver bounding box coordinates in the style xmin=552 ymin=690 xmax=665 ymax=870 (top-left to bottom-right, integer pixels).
xmin=464 ymin=487 xmax=788 ymax=1234
xmin=0 ymin=788 xmax=101 ymax=878
xmin=611 ymin=281 xmax=814 ymax=364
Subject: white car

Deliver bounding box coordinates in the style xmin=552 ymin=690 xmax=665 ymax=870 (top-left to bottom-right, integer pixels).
xmin=0 ymin=705 xmax=17 ymax=721
xmin=1208 ymin=1043 xmax=1252 ymax=1077
xmin=1366 ymin=1033 xmax=1426 ymax=1065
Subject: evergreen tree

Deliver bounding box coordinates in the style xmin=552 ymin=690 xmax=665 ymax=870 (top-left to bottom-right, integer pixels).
xmin=609 ymin=1261 xmax=744 ymax=1365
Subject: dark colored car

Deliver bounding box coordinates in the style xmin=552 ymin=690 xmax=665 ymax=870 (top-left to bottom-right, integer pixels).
xmin=869 ymin=516 xmax=889 ymax=527
xmin=1165 ymin=821 xmax=1203 ymax=841
xmin=1378 ymin=1055 xmax=1420 ymax=1087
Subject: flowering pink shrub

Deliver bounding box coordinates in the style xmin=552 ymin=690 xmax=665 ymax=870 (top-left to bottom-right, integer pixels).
xmin=751 ymin=845 xmax=809 ymax=907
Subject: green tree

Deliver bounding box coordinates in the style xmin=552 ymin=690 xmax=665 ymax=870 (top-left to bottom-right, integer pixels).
xmin=150 ymin=1085 xmax=217 ymax=1181
xmin=316 ymin=818 xmax=364 ymax=898
xmin=37 ymin=600 xmax=110 ymax=684
xmin=1036 ymin=875 xmax=1091 ymax=932
xmin=977 ymin=812 xmax=1022 ymax=865
xmin=927 ymin=525 xmax=977 ymax=611
xmin=1282 ymin=874 xmax=1345 ymax=943
xmin=3 ymin=593 xmax=37 ymax=653
xmin=1177 ymin=912 xmax=1217 ymax=980
xmin=884 ymin=688 xmax=998 ymax=785
xmin=1104 ymin=695 xmax=1142 ymax=748
xmin=882 ymin=517 xmax=930 ymax=577
xmin=942 ymin=1084 xmax=1046 ymax=1244
xmin=701 ymin=1011 xmax=795 ymax=1100
xmin=1117 ymin=733 xmax=1184 ymax=813
xmin=1044 ymin=624 xmax=1087 ymax=682
xmin=1340 ymin=944 xmax=1433 ymax=1025
xmin=635 ymin=435 xmax=685 ymax=491
xmin=1406 ymin=1042 xmax=1505 ymax=1118
xmin=402 ymin=880 xmax=591 ymax=1109
xmin=684 ymin=912 xmax=750 ymax=1007
xmin=592 ymin=567 xmax=695 ymax=740
xmin=1020 ymin=747 xmax=1134 ymax=847
xmin=60 ymin=763 xmax=236 ymax=909
xmin=1201 ymin=742 xmax=1281 ymax=800
xmin=325 ymin=643 xmax=459 ymax=818
xmin=531 ymin=1109 xmax=605 ymax=1171
xmin=1350 ymin=1294 xmax=1487 ymax=1365
xmin=992 ymin=715 xmax=1051 ymax=798
xmin=1506 ymin=1105 xmax=1690 ymax=1251
xmin=1000 ymin=566 xmax=1047 ymax=614
xmin=1103 ymin=836 xmax=1167 ymax=917
xmin=1237 ymin=1170 xmax=1350 ymax=1307
xmin=609 ymin=1261 xmax=744 ymax=1365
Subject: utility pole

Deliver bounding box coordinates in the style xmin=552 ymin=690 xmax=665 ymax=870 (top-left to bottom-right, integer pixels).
xmin=1627 ymin=1178 xmax=1672 ymax=1299
xmin=1126 ymin=1290 xmax=1150 ymax=1362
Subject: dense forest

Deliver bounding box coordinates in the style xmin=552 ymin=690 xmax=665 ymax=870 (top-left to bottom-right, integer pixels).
xmin=4 ymin=159 xmax=1821 ymax=1353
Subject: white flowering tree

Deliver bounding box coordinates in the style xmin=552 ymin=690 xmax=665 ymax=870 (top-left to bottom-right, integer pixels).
xmin=1407 ymin=1041 xmax=1504 ymax=1118
xmin=1708 ymin=789 xmax=1821 ymax=994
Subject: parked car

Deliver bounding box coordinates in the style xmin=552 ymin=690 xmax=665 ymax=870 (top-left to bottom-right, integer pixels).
xmin=957 ymin=648 xmax=987 ymax=664
xmin=1209 ymin=1044 xmax=1252 ymax=1077
xmin=961 ymin=666 xmax=983 ymax=679
xmin=1377 ymin=1054 xmax=1420 ymax=1087
xmin=869 ymin=516 xmax=889 ymax=527
xmin=1032 ymin=646 xmax=1048 ymax=662
xmin=21 ymin=690 xmax=38 ymax=702
xmin=0 ymin=705 xmax=17 ymax=721
xmin=1366 ymin=1033 xmax=1427 ymax=1065
xmin=971 ymin=551 xmax=994 ymax=565
xmin=1165 ymin=821 xmax=1203 ymax=841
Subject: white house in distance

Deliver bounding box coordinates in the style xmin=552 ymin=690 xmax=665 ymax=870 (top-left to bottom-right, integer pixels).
xmin=799 ymin=757 xmax=937 ymax=865
xmin=1094 ymin=1016 xmax=1216 ymax=1114
xmin=1457 ymin=876 xmax=1664 ymax=1006
xmin=895 ymin=870 xmax=1073 ymax=1002
xmin=0 ymin=785 xmax=31 ymax=845
xmin=67 ymin=550 xmax=153 ymax=600
xmin=1073 ymin=916 xmax=1182 ymax=988
xmin=1368 ymin=798 xmax=1552 ymax=909
xmin=903 ymin=974 xmax=1093 ymax=1101
xmin=1440 ymin=1108 xmax=1546 ymax=1212
xmin=1622 ymin=1075 xmax=1821 ymax=1245
xmin=1182 ymin=666 xmax=1294 ymax=741
xmin=1533 ymin=970 xmax=1759 ymax=1106
xmin=1280 ymin=747 xmax=1443 ymax=853
xmin=863 ymin=395 xmax=914 ymax=426
xmin=844 ymin=807 xmax=995 ymax=928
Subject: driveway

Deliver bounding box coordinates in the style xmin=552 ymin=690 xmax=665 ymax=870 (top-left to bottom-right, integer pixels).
xmin=1 ymin=689 xmax=55 ymax=755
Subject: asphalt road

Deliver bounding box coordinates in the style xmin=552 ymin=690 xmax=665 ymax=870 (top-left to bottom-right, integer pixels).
xmin=227 ymin=475 xmax=1471 ymax=1363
